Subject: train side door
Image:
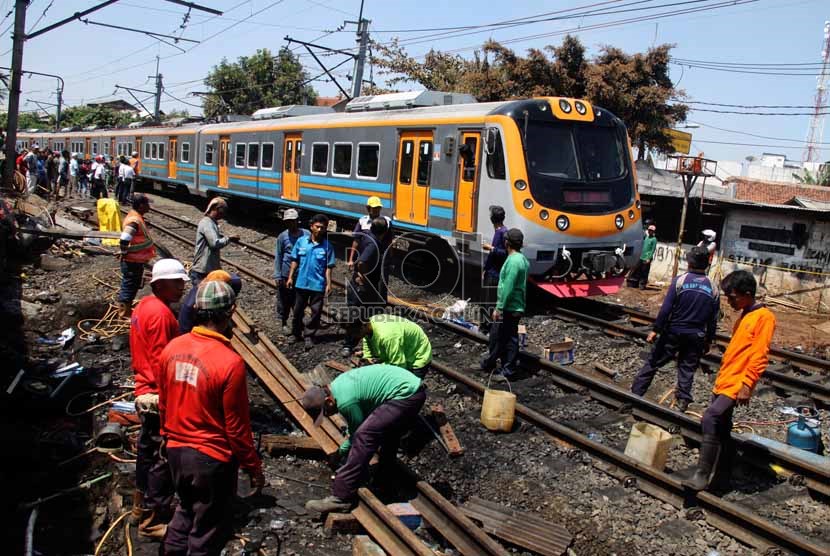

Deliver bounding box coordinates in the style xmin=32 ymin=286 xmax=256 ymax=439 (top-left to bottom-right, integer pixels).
xmin=282 ymin=133 xmax=301 ymax=201
xmin=218 ymin=136 xmax=230 ymax=189
xmin=84 ymin=138 xmax=91 ymax=157
xmin=455 ymin=132 xmax=481 ymax=233
xmin=168 ymin=137 xmax=178 ymax=179
xmin=395 ymin=131 xmax=432 ymax=226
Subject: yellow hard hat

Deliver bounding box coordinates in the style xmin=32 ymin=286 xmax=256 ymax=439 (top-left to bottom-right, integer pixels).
xmin=366 ymin=196 xmax=383 ymax=208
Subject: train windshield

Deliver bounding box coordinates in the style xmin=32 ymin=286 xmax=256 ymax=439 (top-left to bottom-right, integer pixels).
xmin=523 ymin=120 xmax=632 ymax=214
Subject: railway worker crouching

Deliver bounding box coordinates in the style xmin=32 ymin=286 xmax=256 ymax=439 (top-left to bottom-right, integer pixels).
xmin=347 ymin=314 xmax=432 ymax=378
xmin=178 ymin=269 xmax=242 ymax=335
xmin=480 ymin=205 xmax=508 ymax=334
xmin=342 ymin=216 xmax=390 ymax=356
xmin=302 ymin=364 xmax=427 ymax=514
xmin=348 ymin=196 xmax=393 ymax=302
xmin=286 ymin=213 xmax=336 ymax=349
xmin=629 ymin=246 xmax=720 ymax=413
xmin=117 ymin=193 xmax=156 ymax=318
xmin=476 ymin=228 xmax=529 ymax=378
xmin=191 ymin=197 xmax=237 ymax=290
xmin=273 ymin=208 xmax=309 ymax=332
xmin=159 ymin=280 xmax=265 ymax=555
xmin=129 ymin=259 xmax=189 ymax=540
xmin=683 ymin=270 xmax=776 ymax=491
xmin=628 ymin=224 xmax=657 ymax=289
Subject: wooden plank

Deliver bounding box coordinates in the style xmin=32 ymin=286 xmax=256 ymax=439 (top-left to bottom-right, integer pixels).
xmin=325 ymin=360 xmax=352 ymax=374
xmin=430 ymin=404 xmax=464 ymax=457
xmin=353 ymin=535 xmax=386 ymax=556
xmin=358 ymin=489 xmax=434 ymax=556
xmin=260 ymin=434 xmax=324 ymax=457
xmin=352 ymin=504 xmax=419 ymax=556
xmin=19 ymin=227 xmax=122 ymax=240
xmin=325 ymin=512 xmax=363 ymax=535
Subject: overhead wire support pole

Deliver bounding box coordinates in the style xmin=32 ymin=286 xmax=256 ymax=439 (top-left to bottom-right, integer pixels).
xmin=2 ymin=0 xmax=28 ymax=192
xmin=302 ymin=45 xmax=351 ymax=99
xmin=25 ymin=0 xmax=120 ymax=40
xmin=114 ymin=84 xmax=156 ymax=119
xmin=346 ymin=0 xmax=369 ymax=98
xmin=0 ymin=66 xmax=64 ymax=131
xmin=284 ymin=36 xmax=355 ymax=100
xmin=161 ymin=0 xmax=223 ymax=16
xmin=152 ymin=56 xmax=163 ymax=123
xmin=79 ymin=19 xmax=200 ymax=43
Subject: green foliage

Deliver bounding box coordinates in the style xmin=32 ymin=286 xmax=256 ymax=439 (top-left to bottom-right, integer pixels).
xmin=202 ymin=47 xmax=317 ymax=118
xmin=793 ymin=166 xmax=830 ymax=186
xmin=371 ymin=35 xmax=687 ymax=156
xmin=60 ymin=105 xmax=136 ymax=128
xmin=0 ymin=110 xmax=49 ymax=130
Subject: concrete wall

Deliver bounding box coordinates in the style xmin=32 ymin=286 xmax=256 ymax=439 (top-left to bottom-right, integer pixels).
xmin=646 ymin=208 xmax=830 ymax=312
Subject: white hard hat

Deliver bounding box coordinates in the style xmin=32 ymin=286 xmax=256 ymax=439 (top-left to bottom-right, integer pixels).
xmin=702 ymin=229 xmax=716 ymax=240
xmin=150 ymin=259 xmax=190 ymax=283
xmin=283 ymin=208 xmax=299 ymax=220
xmin=131 ymin=151 xmax=138 ymax=157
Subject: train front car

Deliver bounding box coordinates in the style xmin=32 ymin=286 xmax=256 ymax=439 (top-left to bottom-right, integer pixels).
xmin=488 ymin=97 xmax=642 ymax=297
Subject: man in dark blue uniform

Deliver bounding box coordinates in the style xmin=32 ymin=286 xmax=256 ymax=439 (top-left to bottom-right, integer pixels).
xmin=630 ymin=246 xmax=720 ymax=412
xmin=480 ymin=206 xmax=507 ymax=334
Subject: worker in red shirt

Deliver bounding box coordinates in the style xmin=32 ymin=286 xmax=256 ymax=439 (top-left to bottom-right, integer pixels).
xmin=159 ymin=280 xmax=265 ymax=556
xmin=684 ymin=270 xmax=776 ymax=491
xmin=129 ymin=258 xmax=189 ymax=540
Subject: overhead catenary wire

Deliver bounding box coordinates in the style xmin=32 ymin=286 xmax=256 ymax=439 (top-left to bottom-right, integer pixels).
xmin=690 ymin=121 xmax=830 ymax=145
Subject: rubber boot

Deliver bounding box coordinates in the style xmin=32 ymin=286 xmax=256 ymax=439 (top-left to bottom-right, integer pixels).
xmin=130 ymin=491 xmax=145 ymax=525
xmin=305 ymin=495 xmax=353 ymax=514
xmin=138 ymin=509 xmax=168 ymax=541
xmin=683 ymin=434 xmax=721 ymax=491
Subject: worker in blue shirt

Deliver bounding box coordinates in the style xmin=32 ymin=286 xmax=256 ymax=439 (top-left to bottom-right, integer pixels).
xmin=480 ymin=206 xmax=507 ymax=334
xmin=273 ymin=209 xmax=309 ymax=331
xmin=630 ymin=246 xmax=720 ymax=412
xmin=286 ymin=213 xmax=336 ymax=348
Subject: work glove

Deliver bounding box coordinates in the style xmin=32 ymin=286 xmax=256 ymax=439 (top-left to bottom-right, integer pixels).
xmin=135 ymin=393 xmax=160 ymax=414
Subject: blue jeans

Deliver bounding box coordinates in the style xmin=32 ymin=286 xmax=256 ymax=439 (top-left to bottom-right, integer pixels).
xmin=118 ymin=260 xmax=144 ymax=304
xmin=630 ymin=331 xmax=706 ymax=402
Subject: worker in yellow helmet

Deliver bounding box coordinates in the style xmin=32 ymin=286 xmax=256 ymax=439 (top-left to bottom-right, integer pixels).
xmin=347 ymin=196 xmax=393 ymax=302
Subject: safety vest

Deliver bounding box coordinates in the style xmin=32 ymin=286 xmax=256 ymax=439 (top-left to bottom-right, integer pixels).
xmin=123 ymin=210 xmax=155 ymax=263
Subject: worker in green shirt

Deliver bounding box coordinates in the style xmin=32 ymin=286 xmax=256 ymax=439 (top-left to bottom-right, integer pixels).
xmin=477 ymin=228 xmax=529 ymax=377
xmin=301 ymin=364 xmax=426 ymax=514
xmin=628 ymin=224 xmax=657 ymax=289
xmin=347 ymin=314 xmax=433 ymax=378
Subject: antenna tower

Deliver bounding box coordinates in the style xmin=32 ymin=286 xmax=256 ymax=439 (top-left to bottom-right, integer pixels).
xmin=803 ymin=21 xmax=830 ymax=163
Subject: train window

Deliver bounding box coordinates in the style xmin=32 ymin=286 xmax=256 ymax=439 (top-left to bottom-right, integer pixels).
xmin=103 ymin=142 xmax=110 ymax=156
xmin=311 ymin=143 xmax=328 ymax=174
xmin=485 ymin=130 xmax=506 ymax=180
xmin=294 ymin=141 xmax=302 ymax=171
xmin=357 ymin=144 xmax=379 ymax=179
xmin=92 ymin=142 xmax=99 ymax=156
xmin=399 ymin=140 xmax=414 ymax=184
xmin=261 ymin=143 xmax=274 ymax=169
xmin=247 ymin=143 xmax=260 ymax=168
xmin=461 ymin=137 xmax=477 ymax=181
xmin=151 ymin=143 xmax=158 ymax=159
xmin=285 ymin=141 xmax=294 ymax=172
xmin=205 ymin=143 xmax=215 ymax=165
xmin=158 ymin=142 xmax=166 ymax=160
xmin=181 ymin=142 xmax=191 ymax=163
xmin=332 ymin=143 xmax=352 ymax=177
xmin=235 ymin=144 xmax=246 ymax=167
xmin=416 ymin=141 xmax=432 ymax=186
xmin=144 ymin=142 xmax=151 ymax=159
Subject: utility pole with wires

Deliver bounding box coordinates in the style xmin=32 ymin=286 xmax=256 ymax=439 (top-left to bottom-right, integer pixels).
xmin=3 ymin=0 xmax=29 ymax=192
xmin=348 ymin=0 xmax=370 ymax=98
xmin=152 ymin=56 xmax=163 ymax=122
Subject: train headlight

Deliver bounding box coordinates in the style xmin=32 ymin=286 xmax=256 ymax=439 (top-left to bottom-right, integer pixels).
xmin=628 ymin=209 xmax=635 ymax=220
xmin=539 ymin=209 xmax=549 ymax=221
xmin=635 ymin=199 xmax=641 ymax=209
xmin=558 ymin=99 xmax=572 ymax=113
xmin=574 ymin=101 xmax=587 ymax=115
xmin=514 ymin=179 xmax=527 ymax=191
xmin=615 ymin=214 xmax=625 ymax=229
xmin=556 ymin=215 xmax=569 ymax=231
xmin=523 ymin=198 xmax=534 ymax=209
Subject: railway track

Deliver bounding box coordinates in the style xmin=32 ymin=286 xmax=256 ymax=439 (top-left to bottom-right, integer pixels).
xmin=121 ymin=206 xmax=830 ymax=554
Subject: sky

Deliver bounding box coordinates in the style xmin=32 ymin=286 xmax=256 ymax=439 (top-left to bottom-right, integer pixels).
xmin=2 ymin=0 xmax=828 ymax=165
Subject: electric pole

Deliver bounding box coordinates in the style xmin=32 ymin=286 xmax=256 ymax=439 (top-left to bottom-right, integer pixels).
xmin=152 ymin=56 xmax=163 ymax=123
xmin=3 ymin=0 xmax=28 ymax=191
xmin=350 ymin=0 xmax=369 ymax=98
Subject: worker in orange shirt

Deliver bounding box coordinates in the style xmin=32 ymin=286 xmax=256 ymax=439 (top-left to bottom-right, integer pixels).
xmin=683 ymin=270 xmax=776 ymax=491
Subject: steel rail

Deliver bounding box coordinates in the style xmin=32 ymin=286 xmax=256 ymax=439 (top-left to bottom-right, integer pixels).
xmin=430 ymin=360 xmax=830 ymax=556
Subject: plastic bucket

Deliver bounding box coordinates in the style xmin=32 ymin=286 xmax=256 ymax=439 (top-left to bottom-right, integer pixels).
xmin=480 ymin=372 xmax=516 ymax=432
xmin=624 ymin=422 xmax=674 ymax=470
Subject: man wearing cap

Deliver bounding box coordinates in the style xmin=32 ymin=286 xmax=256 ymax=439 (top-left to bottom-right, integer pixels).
xmin=698 ymin=229 xmax=718 ymax=272
xmin=159 ymin=280 xmax=264 ymax=555
xmin=629 ymin=224 xmax=657 ymax=289
xmin=286 ymin=213 xmax=336 ymax=348
xmin=347 ymin=314 xmax=432 ymax=378
xmin=117 ymin=193 xmax=156 ymax=318
xmin=302 ymin=363 xmax=426 ymax=514
xmin=191 ymin=197 xmax=237 ymax=290
xmin=129 ymin=259 xmax=189 ymax=540
xmin=273 ymin=208 xmax=309 ymax=331
xmin=91 ymin=155 xmax=108 ymax=199
xmin=631 ymin=246 xmax=720 ymax=412
xmin=24 ymin=145 xmax=38 ymax=195
xmin=178 ymin=269 xmax=242 ymax=334
xmin=349 ymin=196 xmax=393 ymax=301
xmin=477 ymin=228 xmax=529 ymax=378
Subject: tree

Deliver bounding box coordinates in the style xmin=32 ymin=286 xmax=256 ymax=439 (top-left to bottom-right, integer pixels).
xmin=793 ymin=166 xmax=830 ymax=186
xmin=59 ymin=105 xmax=136 ymax=128
xmin=371 ymin=35 xmax=687 ymax=157
xmin=202 ymin=47 xmax=317 ymax=118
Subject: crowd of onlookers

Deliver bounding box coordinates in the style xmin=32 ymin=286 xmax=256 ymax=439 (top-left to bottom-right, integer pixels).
xmin=12 ymin=142 xmax=140 ymax=204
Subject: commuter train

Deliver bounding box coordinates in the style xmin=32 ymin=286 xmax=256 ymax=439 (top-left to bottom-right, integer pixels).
xmin=17 ymin=91 xmax=644 ymax=297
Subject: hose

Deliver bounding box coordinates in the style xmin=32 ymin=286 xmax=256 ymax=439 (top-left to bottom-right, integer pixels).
xmin=94 ymin=511 xmax=130 ymax=556
xmin=124 ymin=522 xmax=134 ymax=556
xmin=24 ymin=507 xmax=38 ymax=556
xmin=65 ymin=390 xmax=133 ymax=417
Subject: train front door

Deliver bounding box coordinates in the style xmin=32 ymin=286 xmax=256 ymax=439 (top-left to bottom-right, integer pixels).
xmin=168 ymin=137 xmax=178 ymax=179
xmin=455 ymin=132 xmax=481 ymax=233
xmin=394 ymin=131 xmax=433 ymax=226
xmin=282 ymin=133 xmax=301 ymax=201
xmin=218 ymin=136 xmax=230 ymax=189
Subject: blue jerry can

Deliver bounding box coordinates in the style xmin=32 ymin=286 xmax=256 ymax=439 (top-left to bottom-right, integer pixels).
xmin=786 ymin=415 xmax=820 ymax=453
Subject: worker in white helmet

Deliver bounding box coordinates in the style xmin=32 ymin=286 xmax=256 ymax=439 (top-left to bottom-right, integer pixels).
xmin=697 ymin=229 xmax=717 ymax=272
